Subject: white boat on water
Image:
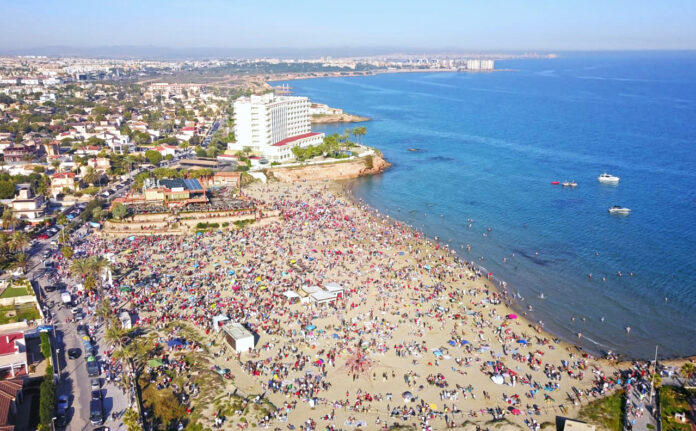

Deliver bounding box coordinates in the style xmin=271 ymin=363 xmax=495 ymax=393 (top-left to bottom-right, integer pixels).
xmin=562 ymin=181 xmax=578 ymax=187
xmin=598 ymin=173 xmax=620 ymax=183
xmin=608 ymin=206 xmax=631 ymax=214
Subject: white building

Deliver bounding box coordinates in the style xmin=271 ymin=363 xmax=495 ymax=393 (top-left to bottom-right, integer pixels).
xmin=222 ymin=322 xmax=255 ymax=353
xmin=233 ymin=93 xmax=324 ymax=162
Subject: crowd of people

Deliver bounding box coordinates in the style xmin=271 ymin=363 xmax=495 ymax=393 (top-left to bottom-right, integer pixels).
xmin=55 ymin=180 xmax=629 ymax=430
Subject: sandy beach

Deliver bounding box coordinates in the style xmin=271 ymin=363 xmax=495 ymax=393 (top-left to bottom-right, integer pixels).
xmin=70 ymin=180 xmax=631 ymax=430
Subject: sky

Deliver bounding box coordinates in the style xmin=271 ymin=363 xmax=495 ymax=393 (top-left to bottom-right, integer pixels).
xmin=1 ymin=0 xmax=695 ymax=53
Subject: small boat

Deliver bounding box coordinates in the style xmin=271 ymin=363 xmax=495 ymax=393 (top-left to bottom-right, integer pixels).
xmin=608 ymin=206 xmax=631 ymax=214
xmin=407 ymin=148 xmax=423 ymax=152
xmin=551 ymin=181 xmax=560 ymax=185
xmin=562 ymin=181 xmax=578 ymax=187
xmin=598 ymin=173 xmax=620 ymax=184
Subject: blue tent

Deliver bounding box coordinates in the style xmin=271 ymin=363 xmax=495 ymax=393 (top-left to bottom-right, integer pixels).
xmin=168 ymin=339 xmax=185 ymax=347
xmin=448 ymin=340 xmax=456 ymax=346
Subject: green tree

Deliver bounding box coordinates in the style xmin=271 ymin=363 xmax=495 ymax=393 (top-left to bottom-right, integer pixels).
xmin=9 ymin=231 xmax=29 ymax=253
xmin=123 ymin=408 xmax=141 ymax=431
xmin=60 ymin=245 xmax=74 ymax=259
xmin=112 ymin=203 xmax=128 ymax=220
xmin=144 ymin=149 xmax=163 ymax=165
xmin=83 ymin=166 xmax=100 ymax=186
xmin=92 ymin=207 xmax=104 ymax=221
xmin=0 ymin=180 xmax=15 ymax=199
xmin=40 ymin=332 xmax=52 ymax=362
xmin=84 ymin=274 xmax=97 ymax=294
xmin=13 ymin=253 xmax=29 ymax=273
xmin=39 ymin=370 xmax=56 ymax=430
xmin=681 ymin=362 xmax=695 ymax=380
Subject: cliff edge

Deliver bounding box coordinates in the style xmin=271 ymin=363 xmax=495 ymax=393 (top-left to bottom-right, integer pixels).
xmin=269 ymin=155 xmax=390 ymax=182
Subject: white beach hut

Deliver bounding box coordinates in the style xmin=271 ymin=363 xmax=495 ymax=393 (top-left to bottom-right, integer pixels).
xmin=222 ymin=322 xmax=255 ymax=353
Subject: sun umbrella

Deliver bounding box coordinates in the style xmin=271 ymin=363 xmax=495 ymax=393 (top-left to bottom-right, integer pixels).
xmin=402 ymin=391 xmax=413 ymax=402
xmin=429 ymin=404 xmax=438 ymax=410
xmin=507 ymin=314 xmax=518 ymax=319
xmin=491 ymin=374 xmax=504 ymax=385
xmin=517 ymin=339 xmax=528 ymax=345
xmin=305 ymin=325 xmax=316 ymax=331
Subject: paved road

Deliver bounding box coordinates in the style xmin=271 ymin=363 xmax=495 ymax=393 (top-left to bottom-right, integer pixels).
xmin=18 ymin=186 xmax=134 ymax=430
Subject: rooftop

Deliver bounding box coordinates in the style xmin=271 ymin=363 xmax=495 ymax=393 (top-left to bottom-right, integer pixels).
xmin=272 ymin=132 xmax=322 ymax=147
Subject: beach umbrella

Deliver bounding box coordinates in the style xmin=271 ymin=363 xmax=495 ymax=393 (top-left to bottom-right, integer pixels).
xmin=517 ymin=339 xmax=528 ymax=345
xmin=332 ymin=334 xmax=339 ymax=339
xmin=448 ymin=340 xmax=456 ymax=346
xmin=128 ymin=236 xmax=136 ymax=241
xmin=228 ymin=270 xmax=236 ymax=275
xmin=507 ymin=314 xmax=518 ymax=320
xmin=491 ymin=374 xmax=504 ymax=385
xmin=305 ymin=325 xmax=316 ymax=331
xmin=429 ymin=404 xmax=438 ymax=410
xmin=148 ymin=358 xmax=163 ymax=368
xmin=398 ymin=251 xmax=405 ymax=256
xmin=461 ymin=340 xmax=470 ymax=345
xmin=402 ymin=391 xmax=413 ymax=402
xmin=424 ymin=265 xmax=431 ymax=271
xmin=509 ymin=408 xmax=521 ymax=415
xmin=433 ymin=350 xmax=443 ymax=357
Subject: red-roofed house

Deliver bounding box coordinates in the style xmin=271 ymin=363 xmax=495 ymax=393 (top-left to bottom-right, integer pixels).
xmin=50 ymin=172 xmax=77 ymax=197
xmin=154 ymin=144 xmax=179 ymax=157
xmin=0 ymin=333 xmax=27 ymax=378
xmin=0 ymin=378 xmax=23 ymax=431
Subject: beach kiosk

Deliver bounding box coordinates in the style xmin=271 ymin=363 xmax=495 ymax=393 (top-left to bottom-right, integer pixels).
xmin=119 ymin=311 xmax=132 ymax=329
xmin=324 ymin=282 xmax=343 ymax=298
xmin=222 ymin=322 xmax=255 ymax=353
xmin=282 ymin=291 xmax=301 ymax=305
xmin=310 ymin=290 xmax=337 ymax=305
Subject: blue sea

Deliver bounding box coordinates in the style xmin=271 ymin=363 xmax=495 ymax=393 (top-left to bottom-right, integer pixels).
xmin=274 ymin=51 xmax=696 ymax=359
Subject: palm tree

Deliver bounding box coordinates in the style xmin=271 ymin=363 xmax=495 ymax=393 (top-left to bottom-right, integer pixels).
xmin=652 ymin=373 xmax=662 ymax=390
xmin=9 ymin=231 xmax=29 ymax=253
xmin=70 ymin=257 xmax=91 ymax=279
xmin=105 ymin=326 xmax=127 ymax=349
xmin=88 ymin=256 xmax=111 ymax=296
xmin=352 ymin=126 xmax=367 ymax=146
xmin=2 ymin=207 xmax=20 ymax=231
xmin=680 ymin=362 xmax=695 ymax=381
xmin=96 ymin=298 xmax=115 ymax=328
xmin=83 ymin=166 xmax=100 ymax=186
xmin=13 ymin=253 xmax=29 ymax=273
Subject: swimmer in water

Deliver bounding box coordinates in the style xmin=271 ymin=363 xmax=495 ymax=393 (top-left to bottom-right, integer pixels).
xmin=588 ymin=273 xmax=592 ymax=279
xmin=625 ymin=326 xmax=631 ymax=334
xmin=600 ymin=317 xmax=605 ymax=322
xmin=571 ymin=316 xmax=576 ymax=322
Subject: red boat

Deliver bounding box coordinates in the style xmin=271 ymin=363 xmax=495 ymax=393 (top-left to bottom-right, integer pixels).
xmin=551 ymin=181 xmax=560 ymax=185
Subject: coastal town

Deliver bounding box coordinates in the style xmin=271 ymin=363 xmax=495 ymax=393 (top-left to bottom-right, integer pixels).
xmin=0 ymin=53 xmax=694 ymax=431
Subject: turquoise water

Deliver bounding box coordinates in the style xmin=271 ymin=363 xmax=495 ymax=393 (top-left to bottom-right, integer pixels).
xmin=274 ymin=51 xmax=696 ymax=359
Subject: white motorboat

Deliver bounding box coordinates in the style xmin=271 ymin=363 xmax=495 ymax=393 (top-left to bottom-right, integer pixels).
xmin=608 ymin=206 xmax=631 ymax=214
xmin=562 ymin=181 xmax=578 ymax=187
xmin=598 ymin=173 xmax=620 ymax=184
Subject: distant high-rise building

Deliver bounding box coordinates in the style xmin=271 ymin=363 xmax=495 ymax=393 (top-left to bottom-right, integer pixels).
xmin=233 ymin=93 xmax=324 ymax=162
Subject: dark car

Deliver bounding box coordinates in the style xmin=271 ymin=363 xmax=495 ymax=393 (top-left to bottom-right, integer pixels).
xmin=67 ymin=348 xmax=81 ymax=359
xmin=89 ymin=399 xmax=103 ymax=425
xmin=91 ymin=389 xmax=102 ymax=400
xmin=44 ymin=285 xmax=56 ymax=292
xmin=54 ymin=413 xmax=67 ymax=428
xmin=86 ymin=356 xmax=100 ymax=377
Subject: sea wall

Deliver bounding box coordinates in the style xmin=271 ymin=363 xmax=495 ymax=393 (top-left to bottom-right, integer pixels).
xmin=269 ymin=155 xmax=390 ymax=182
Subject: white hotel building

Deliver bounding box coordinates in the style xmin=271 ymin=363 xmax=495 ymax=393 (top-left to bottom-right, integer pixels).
xmin=232 ymin=93 xmax=324 ymax=162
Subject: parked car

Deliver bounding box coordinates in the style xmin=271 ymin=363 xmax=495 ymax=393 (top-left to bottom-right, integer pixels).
xmin=67 ymin=348 xmax=81 ymax=359
xmin=57 ymin=394 xmax=69 ymax=415
xmin=86 ymin=356 xmax=100 ymax=377
xmin=91 ymin=389 xmax=102 ymax=400
xmin=90 ymin=378 xmax=101 ymax=390
xmin=44 ymin=285 xmax=56 ymax=292
xmin=89 ymin=399 xmax=103 ymax=425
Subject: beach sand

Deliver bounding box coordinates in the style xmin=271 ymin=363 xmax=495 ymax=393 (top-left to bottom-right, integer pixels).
xmin=95 ymin=180 xmax=626 ymax=430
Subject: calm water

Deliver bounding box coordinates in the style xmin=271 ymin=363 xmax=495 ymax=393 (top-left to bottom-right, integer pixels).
xmin=274 ymin=52 xmax=696 ymax=359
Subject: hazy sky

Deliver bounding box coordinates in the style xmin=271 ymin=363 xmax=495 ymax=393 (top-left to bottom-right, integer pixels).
xmin=1 ymin=0 xmax=695 ymax=51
